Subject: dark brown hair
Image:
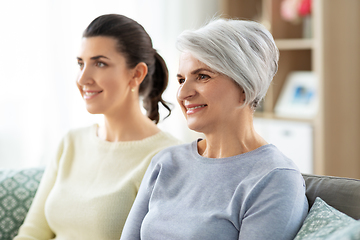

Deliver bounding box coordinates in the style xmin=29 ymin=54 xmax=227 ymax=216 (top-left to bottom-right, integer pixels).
xmin=83 ymin=14 xmax=171 ymax=123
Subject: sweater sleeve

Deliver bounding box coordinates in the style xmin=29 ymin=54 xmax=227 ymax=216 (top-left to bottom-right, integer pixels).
xmin=238 ymin=169 xmax=308 ymax=240
xmin=120 ymin=159 xmax=160 ymax=240
xmin=14 ymin=139 xmax=64 ymax=240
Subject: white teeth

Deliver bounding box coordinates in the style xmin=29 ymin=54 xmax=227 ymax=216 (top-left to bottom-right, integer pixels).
xmin=84 ymin=92 xmax=100 ymax=96
xmin=187 ymin=105 xmax=206 ymax=110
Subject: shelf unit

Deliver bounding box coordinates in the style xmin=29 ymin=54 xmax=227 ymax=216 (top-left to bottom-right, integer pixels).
xmin=220 ymin=0 xmax=313 ymax=118
xmin=220 ymin=0 xmax=360 ymax=178
xmin=275 ymin=39 xmax=313 ymax=50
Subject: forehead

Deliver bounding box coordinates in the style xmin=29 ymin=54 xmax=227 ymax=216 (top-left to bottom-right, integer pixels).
xmin=78 ymin=36 xmax=119 ymax=57
xmin=178 ymin=52 xmax=209 ymax=72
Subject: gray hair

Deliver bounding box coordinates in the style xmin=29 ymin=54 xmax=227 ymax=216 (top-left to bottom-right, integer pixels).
xmin=176 ymin=18 xmax=279 ymax=109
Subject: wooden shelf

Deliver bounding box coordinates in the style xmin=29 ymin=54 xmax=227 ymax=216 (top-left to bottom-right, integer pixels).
xmin=275 ymin=39 xmax=314 ymax=50
xmin=220 ymin=0 xmax=360 ymax=179
xmin=254 ymin=112 xmax=314 ymax=124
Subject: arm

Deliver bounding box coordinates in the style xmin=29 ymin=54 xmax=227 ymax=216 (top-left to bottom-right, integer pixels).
xmin=14 ymin=140 xmax=65 ymax=240
xmin=239 ymin=169 xmax=308 ymax=240
xmin=120 ymin=159 xmax=160 ymax=240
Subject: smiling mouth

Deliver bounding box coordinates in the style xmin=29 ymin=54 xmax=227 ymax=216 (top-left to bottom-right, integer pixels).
xmin=82 ymin=90 xmax=103 ymax=100
xmin=187 ymin=104 xmax=207 ymax=110
xmin=84 ymin=91 xmax=103 ymax=96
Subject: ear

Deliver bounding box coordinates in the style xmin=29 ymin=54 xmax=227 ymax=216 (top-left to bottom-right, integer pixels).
xmin=130 ymin=62 xmax=148 ymax=88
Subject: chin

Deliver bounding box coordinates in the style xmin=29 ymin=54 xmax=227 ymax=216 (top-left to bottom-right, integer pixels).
xmin=186 ymin=121 xmax=205 ymax=134
xmin=85 ymin=106 xmax=103 ymax=115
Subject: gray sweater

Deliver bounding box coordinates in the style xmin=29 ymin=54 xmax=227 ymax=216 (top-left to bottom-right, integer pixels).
xmin=120 ymin=141 xmax=308 ymax=240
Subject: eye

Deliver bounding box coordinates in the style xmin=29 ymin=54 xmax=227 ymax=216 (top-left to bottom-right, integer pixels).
xmin=77 ymin=61 xmax=84 ymax=69
xmin=178 ymin=78 xmax=185 ymax=84
xmin=96 ymin=62 xmax=107 ymax=68
xmin=197 ymin=74 xmax=210 ymax=81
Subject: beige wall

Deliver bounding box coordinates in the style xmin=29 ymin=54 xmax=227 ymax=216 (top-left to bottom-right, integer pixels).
xmin=321 ymin=0 xmax=360 ymax=178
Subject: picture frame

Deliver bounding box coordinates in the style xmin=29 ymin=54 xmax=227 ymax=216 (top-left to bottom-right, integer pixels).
xmin=274 ymin=71 xmax=318 ymax=119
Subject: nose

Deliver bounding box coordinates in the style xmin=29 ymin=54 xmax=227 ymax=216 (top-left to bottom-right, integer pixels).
xmin=76 ymin=65 xmax=94 ymax=87
xmin=177 ymin=79 xmax=196 ymax=101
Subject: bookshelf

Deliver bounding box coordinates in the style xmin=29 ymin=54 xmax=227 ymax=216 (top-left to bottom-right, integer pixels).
xmin=219 ymin=0 xmax=360 ymax=178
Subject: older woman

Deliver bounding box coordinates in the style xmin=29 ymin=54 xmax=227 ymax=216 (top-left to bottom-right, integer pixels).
xmin=120 ymin=19 xmax=308 ymax=240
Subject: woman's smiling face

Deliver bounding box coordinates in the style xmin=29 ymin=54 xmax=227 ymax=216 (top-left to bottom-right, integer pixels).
xmin=176 ymin=52 xmax=245 ymax=134
xmin=76 ymin=36 xmax=135 ymax=116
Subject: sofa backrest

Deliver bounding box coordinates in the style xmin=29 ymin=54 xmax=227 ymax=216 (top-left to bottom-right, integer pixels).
xmin=1 ymin=168 xmax=359 ymax=239
xmin=302 ymin=173 xmax=360 ymax=220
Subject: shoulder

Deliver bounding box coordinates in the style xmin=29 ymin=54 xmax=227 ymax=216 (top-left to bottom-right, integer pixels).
xmin=125 ymin=131 xmax=182 ymax=160
xmin=55 ymin=124 xmax=97 ymax=150
xmin=153 ymin=141 xmax=191 ymax=159
xmin=140 ymin=142 xmax=193 ymax=187
xmin=151 ymin=131 xmax=183 ymax=148
xmin=146 ymin=141 xmax=192 ymax=169
xmin=252 ymin=144 xmax=300 ymax=172
xmin=54 ymin=124 xmax=96 ymax=159
xmin=243 ymin=147 xmax=307 ymax=206
xmin=259 ymin=168 xmax=305 ymax=189
xmin=243 ymin=144 xmax=305 ymax=190
xmin=65 ymin=124 xmax=96 ymax=140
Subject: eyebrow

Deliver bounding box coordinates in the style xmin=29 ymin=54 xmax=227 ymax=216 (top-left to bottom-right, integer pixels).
xmin=191 ymin=68 xmax=215 ymax=75
xmin=177 ymin=68 xmax=216 ymax=78
xmin=77 ymin=55 xmax=110 ymax=61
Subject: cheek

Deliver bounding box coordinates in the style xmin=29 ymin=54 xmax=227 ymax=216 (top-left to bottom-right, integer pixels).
xmin=207 ymin=86 xmax=240 ymax=109
xmin=201 ymin=85 xmax=222 ymax=102
xmin=214 ymin=81 xmax=243 ymax=103
xmin=99 ymin=71 xmax=124 ymax=90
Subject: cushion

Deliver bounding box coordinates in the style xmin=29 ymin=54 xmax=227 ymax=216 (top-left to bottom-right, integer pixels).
xmin=0 ymin=168 xmax=44 ymax=240
xmin=326 ymin=220 xmax=360 ymax=240
xmin=302 ymin=174 xmax=360 ymax=220
xmin=294 ymin=197 xmax=358 ymax=240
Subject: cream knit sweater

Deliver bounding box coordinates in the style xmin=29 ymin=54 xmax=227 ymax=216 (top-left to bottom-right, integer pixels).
xmin=15 ymin=124 xmax=181 ymax=240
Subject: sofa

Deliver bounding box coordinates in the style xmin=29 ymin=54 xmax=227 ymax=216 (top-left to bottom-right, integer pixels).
xmin=0 ymin=168 xmax=359 ymax=240
xmin=296 ymin=174 xmax=360 ymax=239
xmin=0 ymin=168 xmax=44 ymax=240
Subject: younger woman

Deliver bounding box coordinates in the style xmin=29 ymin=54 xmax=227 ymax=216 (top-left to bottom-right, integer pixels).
xmin=15 ymin=14 xmax=180 ymax=240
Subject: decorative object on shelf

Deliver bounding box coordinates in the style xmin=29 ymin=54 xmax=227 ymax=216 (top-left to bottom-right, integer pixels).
xmin=274 ymin=71 xmax=318 ymax=119
xmin=280 ymin=0 xmax=312 ymax=38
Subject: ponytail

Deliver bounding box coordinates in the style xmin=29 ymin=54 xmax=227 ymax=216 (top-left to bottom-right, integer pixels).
xmin=142 ymin=52 xmax=172 ymax=124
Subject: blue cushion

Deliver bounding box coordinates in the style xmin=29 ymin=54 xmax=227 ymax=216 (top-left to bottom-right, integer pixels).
xmin=326 ymin=220 xmax=360 ymax=240
xmin=294 ymin=197 xmax=358 ymax=240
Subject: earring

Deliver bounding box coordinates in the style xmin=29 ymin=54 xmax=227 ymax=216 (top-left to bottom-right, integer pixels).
xmin=131 ymin=88 xmax=135 ymax=92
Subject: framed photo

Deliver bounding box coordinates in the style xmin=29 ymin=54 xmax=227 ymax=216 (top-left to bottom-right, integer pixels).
xmin=274 ymin=71 xmax=318 ymax=119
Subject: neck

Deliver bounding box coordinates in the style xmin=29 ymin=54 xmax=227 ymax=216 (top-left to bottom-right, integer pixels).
xmin=198 ymin=109 xmax=267 ymax=158
xmin=98 ymin=103 xmax=160 ymax=142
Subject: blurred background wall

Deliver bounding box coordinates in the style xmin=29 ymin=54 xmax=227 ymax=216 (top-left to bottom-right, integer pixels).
xmin=0 ymin=0 xmax=218 ymax=169
xmin=0 ymin=0 xmax=359 ymax=179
